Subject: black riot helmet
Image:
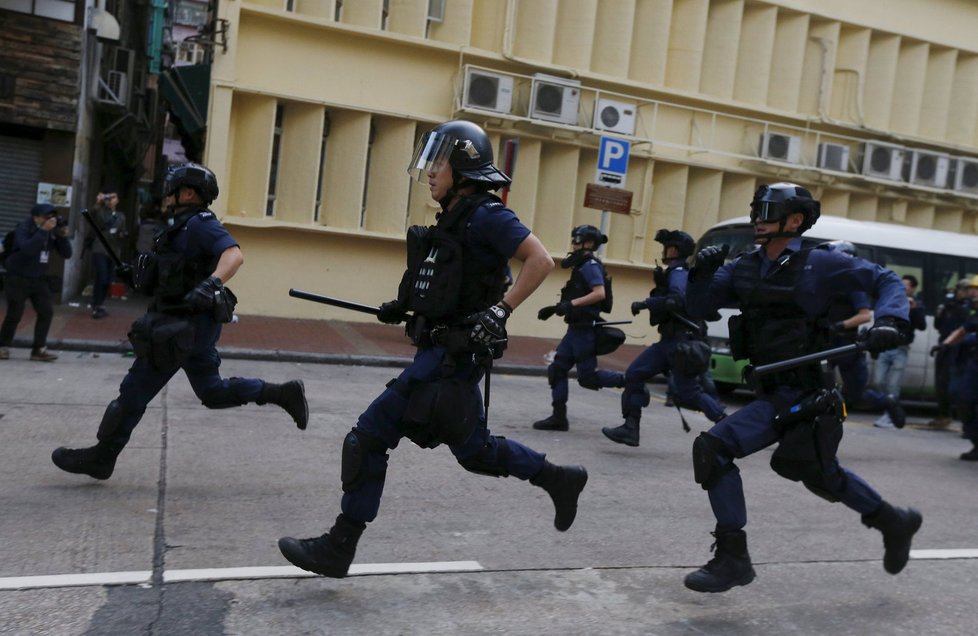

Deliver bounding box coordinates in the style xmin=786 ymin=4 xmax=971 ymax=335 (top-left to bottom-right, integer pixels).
xmin=654 ymin=229 xmax=695 ymax=259
xmin=163 ymin=162 xmax=220 ymax=205
xmin=407 ymin=120 xmax=511 ymax=190
xmin=828 ymin=240 xmax=857 ymax=256
xmin=571 ymin=224 xmax=607 ymax=248
xmin=749 ymin=182 xmax=820 ymax=235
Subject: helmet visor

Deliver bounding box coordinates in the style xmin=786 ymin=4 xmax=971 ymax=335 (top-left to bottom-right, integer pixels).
xmin=749 ymin=200 xmax=788 ymax=224
xmin=408 ymin=130 xmax=456 ymax=182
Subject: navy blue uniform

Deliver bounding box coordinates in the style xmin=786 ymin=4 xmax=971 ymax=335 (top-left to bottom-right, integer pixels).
xmin=342 ymin=200 xmax=547 ymax=523
xmin=687 ymin=238 xmax=909 ymax=530
xmin=548 ymin=257 xmax=624 ymax=404
xmin=0 ymin=216 xmax=73 ymax=351
xmin=100 ymin=209 xmax=265 ymax=450
xmin=623 ymin=262 xmax=725 ymax=423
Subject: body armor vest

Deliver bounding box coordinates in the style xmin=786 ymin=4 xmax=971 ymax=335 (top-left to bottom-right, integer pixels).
xmin=400 ymin=193 xmax=507 ymax=322
xmin=151 ymin=208 xmax=216 ymax=314
xmin=559 ymin=253 xmax=609 ymax=324
xmin=648 ymin=265 xmax=689 ymax=336
xmin=729 ymin=248 xmax=828 ymax=374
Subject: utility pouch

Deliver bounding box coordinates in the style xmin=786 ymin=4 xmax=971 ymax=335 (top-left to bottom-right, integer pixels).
xmin=128 ymin=311 xmax=196 ymax=371
xmin=132 ymin=252 xmax=159 ymax=293
xmin=213 ymin=286 xmax=238 ymax=323
xmin=728 ymin=314 xmax=749 ymax=360
xmin=402 ymin=377 xmax=480 ymax=449
xmin=595 ymin=326 xmax=626 ymax=356
xmin=672 ymin=339 xmax=712 ymax=375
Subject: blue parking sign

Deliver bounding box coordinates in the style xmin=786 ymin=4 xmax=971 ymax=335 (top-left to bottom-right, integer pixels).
xmin=597 ymin=136 xmax=629 ymax=187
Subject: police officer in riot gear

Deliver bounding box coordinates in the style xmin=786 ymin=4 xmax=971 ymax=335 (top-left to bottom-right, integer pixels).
xmin=52 ymin=163 xmax=309 ymax=481
xmin=532 ymin=225 xmax=624 ymax=432
xmin=683 ymin=182 xmax=921 ymax=593
xmin=602 ymin=229 xmax=726 ymax=447
xmin=277 ymin=120 xmax=588 ymax=578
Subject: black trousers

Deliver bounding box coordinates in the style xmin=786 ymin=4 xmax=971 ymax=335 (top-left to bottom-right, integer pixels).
xmin=0 ymin=273 xmax=54 ymax=349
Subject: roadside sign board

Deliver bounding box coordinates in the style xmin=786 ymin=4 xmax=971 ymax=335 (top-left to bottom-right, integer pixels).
xmin=584 ymin=182 xmax=633 ymax=214
xmin=596 ymin=136 xmax=630 ymax=187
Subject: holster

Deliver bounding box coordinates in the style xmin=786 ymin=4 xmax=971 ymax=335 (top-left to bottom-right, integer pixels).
xmin=127 ymin=311 xmax=196 ymax=371
xmin=671 ymin=338 xmax=712 ymax=375
xmin=402 ymin=376 xmax=480 ymax=449
xmin=213 ymin=286 xmax=238 ymax=323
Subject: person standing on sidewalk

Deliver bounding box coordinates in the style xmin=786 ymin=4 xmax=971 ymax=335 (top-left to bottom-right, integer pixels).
xmin=683 ymin=183 xmax=921 ymax=593
xmin=532 ymin=224 xmax=624 ymax=433
xmin=277 ymin=120 xmax=587 ymax=579
xmin=602 ymin=229 xmax=726 ymax=447
xmin=51 ymin=162 xmax=309 ymax=481
xmin=85 ymin=191 xmax=128 ymax=319
xmin=0 ymin=203 xmax=72 ymax=362
xmin=871 ymin=274 xmax=926 ymax=428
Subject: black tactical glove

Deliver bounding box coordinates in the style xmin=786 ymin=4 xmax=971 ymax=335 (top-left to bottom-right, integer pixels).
xmin=115 ymin=263 xmax=134 ymax=288
xmin=468 ymin=304 xmax=510 ymax=349
xmin=690 ymin=245 xmax=729 ymax=281
xmin=863 ymin=316 xmax=908 ymax=355
xmin=631 ymin=300 xmax=647 ymax=316
xmin=537 ymin=305 xmax=558 ymax=321
xmin=929 ymin=344 xmax=944 ymax=357
xmin=828 ymin=320 xmax=846 ymax=336
xmin=377 ymin=300 xmax=407 ymax=325
xmin=553 ymin=301 xmax=574 ymax=317
xmin=183 ymin=275 xmax=223 ymax=312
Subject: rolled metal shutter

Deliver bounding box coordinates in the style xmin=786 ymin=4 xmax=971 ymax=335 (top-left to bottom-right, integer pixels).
xmin=0 ymin=134 xmax=43 ymax=234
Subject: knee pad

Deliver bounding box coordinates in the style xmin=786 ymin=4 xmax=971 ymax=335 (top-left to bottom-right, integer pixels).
xmin=577 ymin=372 xmax=601 ymax=391
xmin=547 ymin=364 xmax=568 ymax=389
xmin=692 ymin=432 xmax=734 ymax=490
xmin=341 ymin=427 xmax=389 ymax=493
xmin=457 ymin=435 xmax=510 ymax=478
xmin=96 ymin=400 xmax=128 ymax=442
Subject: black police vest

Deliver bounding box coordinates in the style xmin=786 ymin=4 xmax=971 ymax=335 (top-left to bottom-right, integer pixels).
xmin=648 ymin=265 xmax=689 ymax=336
xmin=400 ymin=193 xmax=507 ymax=322
xmin=559 ymin=253 xmax=610 ymax=323
xmin=152 ymin=208 xmax=217 ymax=314
xmin=730 ymin=248 xmax=828 ymax=368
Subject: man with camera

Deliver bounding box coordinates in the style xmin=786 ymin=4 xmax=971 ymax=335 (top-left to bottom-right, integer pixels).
xmin=0 ymin=203 xmax=72 ymax=362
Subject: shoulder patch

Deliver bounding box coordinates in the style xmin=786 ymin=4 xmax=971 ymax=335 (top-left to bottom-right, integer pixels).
xmin=197 ymin=210 xmax=215 ymax=220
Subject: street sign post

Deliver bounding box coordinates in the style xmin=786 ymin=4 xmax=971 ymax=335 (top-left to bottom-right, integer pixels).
xmin=593 ymin=137 xmax=632 ymax=256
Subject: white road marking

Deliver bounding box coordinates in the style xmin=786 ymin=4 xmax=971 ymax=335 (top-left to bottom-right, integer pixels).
xmin=910 ymin=549 xmax=978 ymax=560
xmin=0 ymin=561 xmax=484 ymax=590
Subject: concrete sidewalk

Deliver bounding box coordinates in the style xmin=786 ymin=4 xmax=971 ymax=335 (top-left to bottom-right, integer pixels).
xmin=1 ymin=293 xmax=649 ymax=375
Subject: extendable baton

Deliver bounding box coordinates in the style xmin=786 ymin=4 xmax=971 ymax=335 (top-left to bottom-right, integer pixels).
xmin=81 ymin=209 xmax=125 ymax=269
xmin=593 ymin=320 xmax=632 ymax=327
xmin=751 ymin=343 xmax=864 ymax=378
xmin=288 ymin=288 xmax=381 ymax=316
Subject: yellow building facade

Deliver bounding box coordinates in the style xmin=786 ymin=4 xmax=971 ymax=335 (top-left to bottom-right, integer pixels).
xmin=204 ymin=0 xmax=978 ymax=340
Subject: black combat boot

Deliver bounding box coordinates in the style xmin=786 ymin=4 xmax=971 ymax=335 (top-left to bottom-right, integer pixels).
xmin=601 ymin=415 xmax=640 ymax=447
xmin=883 ymin=395 xmax=906 ymax=429
xmin=51 ymin=442 xmax=121 ymax=480
xmin=861 ymin=501 xmax=923 ymax=574
xmin=258 ymin=380 xmax=309 ymax=430
xmin=529 ymin=460 xmax=588 ymax=531
xmin=684 ymin=529 xmax=757 ymax=593
xmin=532 ymin=402 xmax=569 ymax=431
xmin=278 ymin=513 xmax=366 ymax=578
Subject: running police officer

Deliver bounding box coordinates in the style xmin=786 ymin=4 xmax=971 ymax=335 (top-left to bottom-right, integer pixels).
xmin=824 ymin=241 xmax=905 ymax=427
xmin=532 ymin=225 xmax=624 ymax=432
xmin=683 ymin=183 xmax=922 ymax=593
xmin=277 ymin=121 xmax=588 ymax=578
xmin=52 ymin=163 xmax=308 ymax=480
xmin=602 ymin=229 xmax=726 ymax=447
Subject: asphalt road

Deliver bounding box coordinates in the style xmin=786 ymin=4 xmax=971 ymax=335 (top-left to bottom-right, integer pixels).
xmin=1 ymin=352 xmax=975 ymax=635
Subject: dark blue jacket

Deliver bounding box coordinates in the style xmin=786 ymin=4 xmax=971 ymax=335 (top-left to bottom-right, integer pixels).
xmin=5 ymin=216 xmax=73 ymax=279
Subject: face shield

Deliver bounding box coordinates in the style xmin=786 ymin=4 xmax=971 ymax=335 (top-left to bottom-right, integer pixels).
xmin=407 ymin=130 xmax=458 ymax=182
xmin=749 ymin=200 xmax=788 ymax=224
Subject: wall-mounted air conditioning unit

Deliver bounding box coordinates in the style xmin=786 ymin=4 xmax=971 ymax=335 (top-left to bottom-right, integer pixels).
xmin=462 ymin=67 xmax=513 ymax=115
xmin=529 ymin=74 xmax=581 ymax=126
xmin=758 ymin=132 xmax=801 ymax=163
xmin=593 ymin=97 xmax=636 ymax=136
xmin=905 ymin=151 xmax=950 ymax=188
xmin=817 ymin=143 xmax=850 ymax=172
xmin=860 ymin=142 xmax=905 ymax=181
xmin=950 ymin=157 xmax=978 ymax=195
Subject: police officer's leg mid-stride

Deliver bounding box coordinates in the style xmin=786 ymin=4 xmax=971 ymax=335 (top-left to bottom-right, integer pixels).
xmin=278 ymin=347 xmax=587 ymax=578
xmin=51 ymin=315 xmax=308 ymax=480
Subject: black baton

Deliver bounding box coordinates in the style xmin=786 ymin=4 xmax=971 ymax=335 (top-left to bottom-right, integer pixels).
xmin=288 ymin=288 xmax=381 ymax=316
xmin=593 ymin=320 xmax=632 ymax=327
xmin=81 ymin=210 xmax=125 ymax=269
xmin=751 ymin=343 xmax=863 ymax=378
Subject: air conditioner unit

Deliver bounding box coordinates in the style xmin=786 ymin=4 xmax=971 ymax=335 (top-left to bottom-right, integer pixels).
xmin=860 ymin=142 xmax=905 ymax=181
xmin=593 ymin=97 xmax=636 ymax=136
xmin=906 ymin=151 xmax=950 ymax=188
xmin=758 ymin=132 xmax=801 ymax=163
xmin=529 ymin=74 xmax=581 ymax=126
xmin=817 ymin=143 xmax=850 ymax=172
xmin=462 ymin=67 xmax=513 ymax=115
xmin=950 ymin=157 xmax=978 ymax=195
